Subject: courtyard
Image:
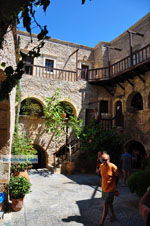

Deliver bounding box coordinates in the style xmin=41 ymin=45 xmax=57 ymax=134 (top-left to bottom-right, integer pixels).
xmin=2 ymin=172 xmax=146 ymax=226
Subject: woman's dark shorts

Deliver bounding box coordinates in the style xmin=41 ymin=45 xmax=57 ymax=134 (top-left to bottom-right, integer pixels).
xmin=102 ymin=191 xmax=115 ymax=203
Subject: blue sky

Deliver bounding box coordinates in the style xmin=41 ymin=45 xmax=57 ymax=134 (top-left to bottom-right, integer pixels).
xmin=18 ymin=0 xmax=149 ymax=47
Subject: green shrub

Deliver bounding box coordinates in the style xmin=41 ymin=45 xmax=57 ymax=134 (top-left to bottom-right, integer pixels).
xmin=11 ymin=133 xmax=37 ymax=173
xmin=141 ymin=157 xmax=150 ymax=170
xmin=127 ymin=170 xmax=150 ymax=197
xmin=78 ymin=122 xmax=128 ymax=169
xmin=8 ymin=176 xmax=31 ymax=199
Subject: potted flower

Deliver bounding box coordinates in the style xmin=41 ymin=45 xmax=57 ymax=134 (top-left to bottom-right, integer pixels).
xmin=11 ymin=163 xmax=30 ymax=181
xmin=8 ymin=176 xmax=31 ymax=211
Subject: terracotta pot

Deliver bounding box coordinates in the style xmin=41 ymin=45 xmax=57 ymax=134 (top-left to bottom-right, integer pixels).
xmin=13 ymin=170 xmax=30 ymax=181
xmin=61 ymin=112 xmax=67 ymax=119
xmin=65 ymin=162 xmax=75 ymax=175
xmin=0 ymin=203 xmax=3 ymax=211
xmin=11 ymin=197 xmax=24 ymax=211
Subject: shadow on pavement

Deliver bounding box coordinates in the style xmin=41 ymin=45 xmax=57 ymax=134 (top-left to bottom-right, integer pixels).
xmin=62 ymin=197 xmax=101 ymax=226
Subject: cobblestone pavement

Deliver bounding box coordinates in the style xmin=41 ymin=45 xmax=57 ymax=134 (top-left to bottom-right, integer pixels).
xmin=1 ymin=170 xmax=146 ymax=226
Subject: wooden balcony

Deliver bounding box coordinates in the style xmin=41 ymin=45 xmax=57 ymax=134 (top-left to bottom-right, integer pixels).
xmin=87 ymin=44 xmax=150 ymax=84
xmin=24 ymin=44 xmax=150 ymax=83
xmin=24 ymin=64 xmax=78 ymax=82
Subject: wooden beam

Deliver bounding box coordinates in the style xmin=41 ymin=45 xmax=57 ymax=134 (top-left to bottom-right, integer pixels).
xmin=103 ymin=86 xmax=114 ymax=96
xmin=136 ymin=74 xmax=145 ymax=83
xmin=127 ymin=79 xmax=134 ymax=87
xmin=117 ymin=82 xmax=125 ymax=90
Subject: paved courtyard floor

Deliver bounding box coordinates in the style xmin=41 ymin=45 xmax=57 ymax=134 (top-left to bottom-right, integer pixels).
xmin=1 ymin=170 xmax=146 ymax=226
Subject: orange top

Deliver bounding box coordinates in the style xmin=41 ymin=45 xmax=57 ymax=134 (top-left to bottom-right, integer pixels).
xmin=100 ymin=162 xmax=119 ymax=192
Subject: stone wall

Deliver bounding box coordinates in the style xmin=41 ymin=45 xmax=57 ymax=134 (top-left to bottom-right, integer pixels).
xmin=112 ymin=71 xmax=150 ymax=153
xmin=17 ymin=31 xmax=94 ymax=71
xmin=0 ymin=29 xmax=16 ymax=192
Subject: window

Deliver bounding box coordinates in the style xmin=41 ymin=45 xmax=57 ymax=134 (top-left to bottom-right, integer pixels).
xmin=81 ymin=64 xmax=89 ymax=79
xmin=24 ymin=56 xmax=33 ymax=75
xmin=131 ymin=93 xmax=143 ymax=111
xmin=45 ymin=59 xmax=54 ymax=72
xmin=100 ymin=100 xmax=108 ymax=114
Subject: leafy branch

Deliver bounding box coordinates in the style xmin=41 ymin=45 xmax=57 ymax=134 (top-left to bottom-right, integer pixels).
xmin=43 ymin=89 xmax=83 ymax=150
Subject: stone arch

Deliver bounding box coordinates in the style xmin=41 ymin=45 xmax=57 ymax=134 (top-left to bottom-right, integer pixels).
xmin=125 ymin=140 xmax=146 ymax=168
xmin=32 ymin=144 xmax=47 ymax=169
xmin=20 ymin=97 xmax=44 ymax=116
xmin=114 ymin=100 xmax=124 ymax=127
xmin=59 ymin=100 xmax=77 ymax=117
xmin=126 ymin=91 xmax=143 ymax=112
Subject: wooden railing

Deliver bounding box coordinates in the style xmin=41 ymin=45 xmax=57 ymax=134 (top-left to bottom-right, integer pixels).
xmin=24 ymin=44 xmax=150 ymax=82
xmin=53 ymin=139 xmax=80 ymax=169
xmin=88 ymin=44 xmax=150 ymax=81
xmin=24 ymin=64 xmax=77 ymax=82
xmin=99 ymin=118 xmax=113 ymax=130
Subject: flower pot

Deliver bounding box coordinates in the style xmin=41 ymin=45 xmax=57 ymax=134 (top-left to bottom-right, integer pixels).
xmin=61 ymin=112 xmax=67 ymax=119
xmin=13 ymin=170 xmax=30 ymax=181
xmin=11 ymin=197 xmax=24 ymax=211
xmin=65 ymin=162 xmax=75 ymax=175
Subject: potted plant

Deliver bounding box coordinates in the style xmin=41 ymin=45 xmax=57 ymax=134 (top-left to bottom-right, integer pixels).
xmin=11 ymin=133 xmax=37 ymax=178
xmin=8 ymin=176 xmax=31 ymax=211
xmin=11 ymin=163 xmax=30 ymax=181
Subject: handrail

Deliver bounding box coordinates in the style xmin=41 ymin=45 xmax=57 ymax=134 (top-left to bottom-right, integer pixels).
xmin=23 ymin=44 xmax=150 ymax=82
xmin=24 ymin=63 xmax=77 ymax=82
xmin=88 ymin=44 xmax=150 ymax=81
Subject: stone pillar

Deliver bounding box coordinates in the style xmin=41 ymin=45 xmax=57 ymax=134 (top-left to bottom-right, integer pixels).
xmin=0 ymin=100 xmax=11 ymax=193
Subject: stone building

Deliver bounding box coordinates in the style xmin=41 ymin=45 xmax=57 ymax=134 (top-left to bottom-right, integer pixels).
xmin=16 ymin=13 xmax=150 ymax=170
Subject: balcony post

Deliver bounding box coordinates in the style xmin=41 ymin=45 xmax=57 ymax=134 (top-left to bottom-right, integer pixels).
xmin=76 ymin=49 xmax=79 ymax=80
xmin=127 ymin=31 xmax=133 ymax=66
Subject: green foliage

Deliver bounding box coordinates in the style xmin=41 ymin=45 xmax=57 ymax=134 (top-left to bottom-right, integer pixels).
xmin=127 ymin=170 xmax=150 ymax=197
xmin=44 ymin=89 xmax=83 ymax=139
xmin=12 ymin=133 xmax=37 ymax=156
xmin=141 ymin=156 xmax=150 ymax=170
xmin=80 ymin=122 xmax=127 ymax=154
xmin=44 ymin=89 xmax=65 ymax=136
xmin=11 ymin=133 xmax=37 ymax=171
xmin=20 ymin=99 xmax=43 ymax=116
xmin=78 ymin=122 xmax=129 ymax=169
xmin=68 ymin=116 xmax=83 ymax=139
xmin=58 ymin=101 xmax=74 ymax=118
xmin=8 ymin=176 xmax=31 ymax=199
xmin=11 ymin=163 xmax=29 ymax=174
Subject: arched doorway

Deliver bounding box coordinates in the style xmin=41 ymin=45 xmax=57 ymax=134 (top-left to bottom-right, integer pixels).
xmin=32 ymin=144 xmax=47 ymax=169
xmin=115 ymin=100 xmax=124 ymax=127
xmin=125 ymin=140 xmax=146 ymax=169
